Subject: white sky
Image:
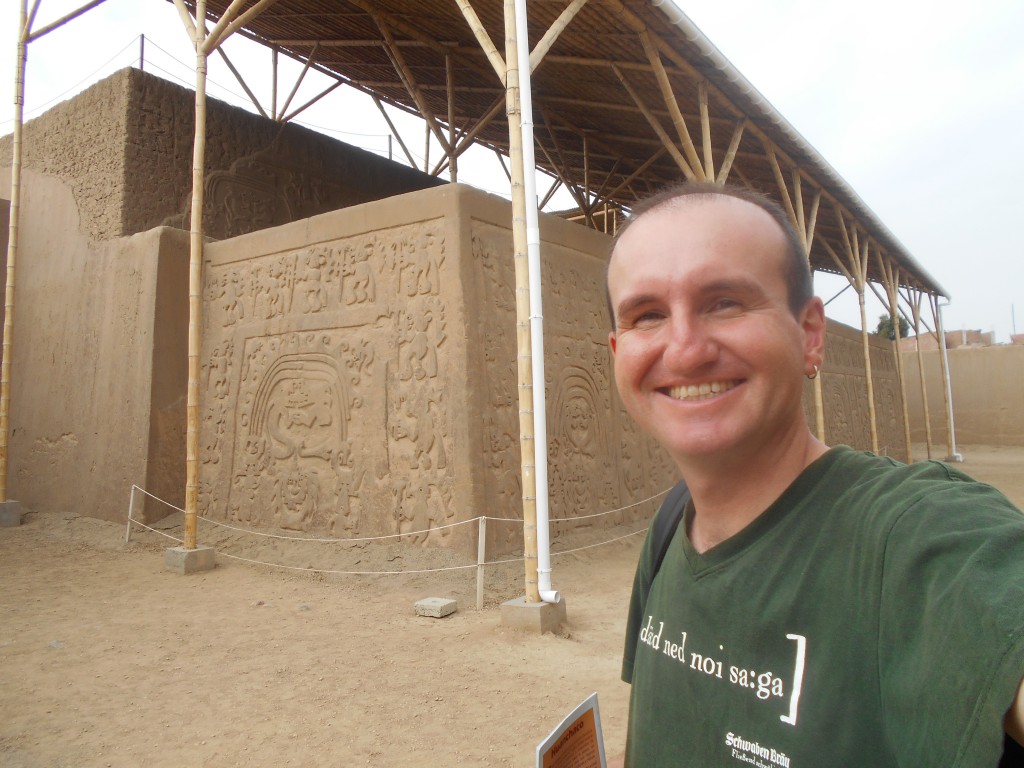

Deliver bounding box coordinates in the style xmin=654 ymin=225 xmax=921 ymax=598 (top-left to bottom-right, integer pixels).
xmin=2 ymin=0 xmax=1022 ymax=340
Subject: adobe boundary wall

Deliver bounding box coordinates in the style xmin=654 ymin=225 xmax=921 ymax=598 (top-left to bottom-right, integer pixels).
xmin=901 ymin=346 xmax=1024 ymax=447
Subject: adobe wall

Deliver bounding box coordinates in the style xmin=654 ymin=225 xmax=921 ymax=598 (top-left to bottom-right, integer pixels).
xmin=0 ymin=166 xmax=187 ymax=521
xmin=0 ymin=67 xmax=442 ymax=243
xmin=812 ymin=320 xmax=907 ymax=460
xmin=198 ymin=184 xmax=679 ymax=554
xmin=901 ymin=345 xmax=1024 ymax=446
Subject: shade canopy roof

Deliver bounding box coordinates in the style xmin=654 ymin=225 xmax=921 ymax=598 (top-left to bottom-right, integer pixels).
xmin=180 ymin=0 xmax=945 ymax=297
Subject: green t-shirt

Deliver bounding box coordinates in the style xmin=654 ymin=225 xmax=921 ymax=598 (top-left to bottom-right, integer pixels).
xmin=622 ymin=447 xmax=1024 ymax=767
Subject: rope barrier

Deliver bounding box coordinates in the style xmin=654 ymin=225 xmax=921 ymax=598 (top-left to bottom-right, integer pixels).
xmin=126 ymin=482 xmax=663 ymax=582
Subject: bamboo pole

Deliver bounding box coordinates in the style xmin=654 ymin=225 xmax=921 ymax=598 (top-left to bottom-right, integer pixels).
xmin=216 ymin=46 xmax=268 ymax=118
xmin=699 ymin=81 xmax=714 ymax=181
xmin=715 ymin=119 xmax=744 ymax=185
xmin=909 ymin=291 xmax=933 ymax=458
xmin=280 ymin=79 xmax=343 ymax=124
xmin=202 ymin=0 xmax=281 ymax=55
xmin=454 ymin=0 xmax=506 ymax=82
xmin=612 ymin=65 xmax=695 ymax=180
xmin=765 ymin=144 xmax=798 ymax=228
xmin=504 ymin=0 xmax=540 ymax=604
xmin=0 ymin=1 xmax=29 ymax=502
xmin=446 ymin=55 xmax=457 ymax=182
xmin=929 ymin=293 xmax=956 ymax=460
xmin=639 ymin=30 xmax=704 ymax=180
xmin=377 ymin=20 xmax=452 ymax=156
xmin=25 ymin=0 xmax=107 ymax=43
xmin=855 ymin=236 xmax=879 ymax=454
xmin=183 ymin=0 xmax=209 ymax=550
xmin=876 ymin=255 xmax=913 ymax=463
xmin=529 ymin=0 xmax=589 ymax=73
xmin=371 ymin=95 xmax=417 ymax=167
xmin=271 ymin=46 xmax=278 ymax=120
xmin=278 ymin=41 xmax=319 ymax=121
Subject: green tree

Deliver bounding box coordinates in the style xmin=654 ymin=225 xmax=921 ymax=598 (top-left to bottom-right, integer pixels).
xmin=875 ymin=313 xmax=910 ymax=340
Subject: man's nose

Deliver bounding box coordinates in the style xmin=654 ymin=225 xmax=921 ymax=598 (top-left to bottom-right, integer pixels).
xmin=662 ymin=314 xmax=718 ymax=372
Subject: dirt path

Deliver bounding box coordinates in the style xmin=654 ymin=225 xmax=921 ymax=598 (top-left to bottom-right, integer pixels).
xmin=2 ymin=445 xmax=1021 ymax=767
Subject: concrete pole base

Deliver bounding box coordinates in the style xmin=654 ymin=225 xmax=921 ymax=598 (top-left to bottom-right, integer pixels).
xmin=164 ymin=545 xmax=216 ymax=574
xmin=500 ymin=595 xmax=567 ymax=634
xmin=0 ymin=500 xmax=25 ymax=527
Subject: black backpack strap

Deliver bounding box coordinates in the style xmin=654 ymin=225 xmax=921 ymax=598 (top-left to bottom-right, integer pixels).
xmin=650 ymin=480 xmax=691 ymax=579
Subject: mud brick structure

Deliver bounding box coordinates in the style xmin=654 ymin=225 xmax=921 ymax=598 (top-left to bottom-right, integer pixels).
xmin=1 ymin=68 xmax=906 ymax=554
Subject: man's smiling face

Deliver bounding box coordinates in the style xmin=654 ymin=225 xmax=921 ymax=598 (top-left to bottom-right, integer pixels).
xmin=607 ymin=194 xmax=824 ymax=469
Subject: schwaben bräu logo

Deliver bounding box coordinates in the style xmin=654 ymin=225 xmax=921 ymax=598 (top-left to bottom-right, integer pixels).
xmin=725 ymin=732 xmax=791 ymax=768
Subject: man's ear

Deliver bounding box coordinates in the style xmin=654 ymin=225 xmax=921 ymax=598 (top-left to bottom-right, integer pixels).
xmin=800 ymin=297 xmax=826 ymax=361
xmin=608 ymin=330 xmax=618 ymax=357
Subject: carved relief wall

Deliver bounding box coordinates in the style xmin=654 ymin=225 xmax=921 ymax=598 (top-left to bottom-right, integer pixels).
xmin=201 ymin=199 xmax=461 ymax=548
xmin=467 ymin=196 xmax=678 ymax=554
xmin=812 ymin=320 xmax=907 ymax=460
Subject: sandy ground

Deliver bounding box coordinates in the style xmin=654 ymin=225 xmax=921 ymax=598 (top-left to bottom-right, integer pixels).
xmin=2 ymin=445 xmax=1022 ymax=767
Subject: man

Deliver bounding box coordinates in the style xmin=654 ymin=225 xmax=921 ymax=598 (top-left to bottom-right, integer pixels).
xmin=606 ymin=183 xmax=1024 ymax=766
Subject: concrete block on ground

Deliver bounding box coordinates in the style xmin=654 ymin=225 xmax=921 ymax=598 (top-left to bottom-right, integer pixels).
xmin=415 ymin=597 xmax=458 ymax=618
xmin=164 ymin=545 xmax=216 ymax=574
xmin=0 ymin=500 xmax=25 ymax=527
xmin=501 ymin=596 xmax=567 ymax=634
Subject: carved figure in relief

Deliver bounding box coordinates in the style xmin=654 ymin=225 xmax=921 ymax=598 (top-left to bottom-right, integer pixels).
xmin=395 ymin=233 xmax=441 ymax=297
xmin=277 ymin=464 xmax=320 ymax=531
xmin=341 ymin=242 xmax=376 ymax=305
xmin=393 ymin=477 xmax=431 ymax=544
xmin=207 ymin=341 xmax=233 ymax=400
xmin=398 ymin=310 xmax=442 ymax=381
xmin=201 ymin=404 xmax=227 ymax=465
xmin=390 ymin=389 xmax=446 ymax=471
xmin=296 ymin=250 xmax=329 ymax=314
xmin=223 ymin=274 xmax=246 ymax=327
xmin=266 ymin=377 xmax=337 ymax=462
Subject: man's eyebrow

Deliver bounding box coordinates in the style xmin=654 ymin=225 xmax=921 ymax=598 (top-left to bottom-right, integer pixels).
xmin=697 ymin=277 xmax=766 ymax=296
xmin=615 ymin=293 xmax=661 ymax=320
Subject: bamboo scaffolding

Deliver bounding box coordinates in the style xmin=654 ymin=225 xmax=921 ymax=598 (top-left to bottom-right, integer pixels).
xmin=202 ymin=0 xmax=281 ymax=55
xmin=446 ymin=55 xmax=458 ymax=182
xmin=271 ymin=46 xmax=278 ymax=119
xmin=376 ymin=20 xmax=451 ymax=156
xmin=612 ymin=65 xmax=695 ymax=180
xmin=529 ymin=0 xmax=590 ymax=72
xmin=605 ymin=147 xmax=666 ymax=200
xmin=183 ymin=0 xmax=209 ymax=551
xmin=216 ymin=46 xmax=268 ymax=118
xmin=454 ymin=0 xmax=506 ymax=81
xmin=907 ymin=290 xmax=933 ymax=458
xmin=539 ymin=177 xmax=562 ymax=209
xmin=280 ymin=78 xmax=344 ymax=124
xmin=875 ymin=255 xmax=913 ymax=462
xmin=698 ymin=81 xmax=713 ymax=180
xmin=833 ymin=210 xmax=879 ymax=453
xmin=277 ymin=41 xmax=320 ymax=121
xmin=372 ymin=95 xmax=417 ymax=167
xmin=929 ymin=293 xmax=958 ymax=461
xmin=503 ymin=0 xmax=540 ymax=603
xmin=639 ymin=30 xmax=704 ymax=180
xmin=25 ymin=0 xmax=107 ymax=43
xmin=0 ymin=0 xmax=29 ymax=502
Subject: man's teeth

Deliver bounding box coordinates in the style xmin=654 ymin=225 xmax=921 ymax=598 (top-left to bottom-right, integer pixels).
xmin=666 ymin=381 xmax=737 ymax=400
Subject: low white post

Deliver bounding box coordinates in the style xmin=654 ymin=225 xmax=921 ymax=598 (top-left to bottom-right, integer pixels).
xmin=125 ymin=485 xmax=136 ymax=544
xmin=476 ymin=516 xmax=487 ymax=610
